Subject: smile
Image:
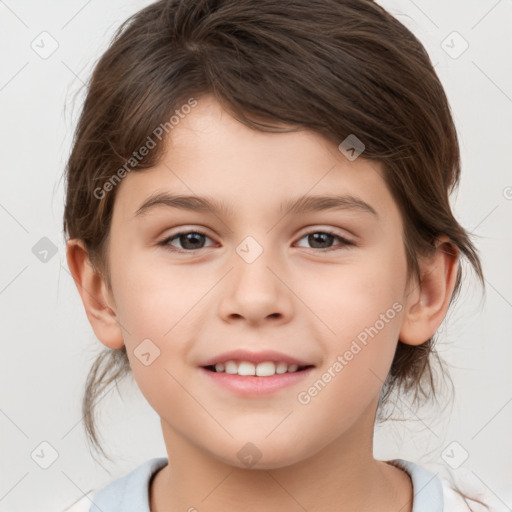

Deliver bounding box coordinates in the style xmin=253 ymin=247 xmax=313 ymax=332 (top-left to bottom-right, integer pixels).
xmin=204 ymin=360 xmax=313 ymax=377
xmin=200 ymin=364 xmax=315 ymax=396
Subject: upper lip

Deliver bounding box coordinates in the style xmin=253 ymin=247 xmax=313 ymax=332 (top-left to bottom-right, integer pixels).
xmin=200 ymin=349 xmax=314 ymax=367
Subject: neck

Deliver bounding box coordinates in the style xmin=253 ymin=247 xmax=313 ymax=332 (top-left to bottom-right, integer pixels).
xmin=150 ymin=404 xmax=412 ymax=512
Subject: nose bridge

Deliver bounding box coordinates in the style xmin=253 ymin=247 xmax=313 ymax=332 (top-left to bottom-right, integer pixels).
xmin=232 ymin=233 xmax=279 ymax=295
xmin=218 ymin=232 xmax=292 ymax=323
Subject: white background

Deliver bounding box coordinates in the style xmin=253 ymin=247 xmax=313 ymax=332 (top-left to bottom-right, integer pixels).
xmin=1 ymin=1 xmax=511 ymax=510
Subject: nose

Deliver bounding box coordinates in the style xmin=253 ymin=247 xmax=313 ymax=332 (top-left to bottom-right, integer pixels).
xmin=217 ymin=245 xmax=294 ymax=326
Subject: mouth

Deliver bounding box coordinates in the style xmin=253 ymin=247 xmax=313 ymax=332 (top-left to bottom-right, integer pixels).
xmin=202 ymin=360 xmax=315 ymax=377
xmin=200 ymin=359 xmax=316 ymax=396
xmin=198 ymin=349 xmax=316 ymax=395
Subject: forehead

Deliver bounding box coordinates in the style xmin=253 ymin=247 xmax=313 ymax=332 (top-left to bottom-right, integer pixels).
xmin=112 ymin=95 xmax=399 ymax=226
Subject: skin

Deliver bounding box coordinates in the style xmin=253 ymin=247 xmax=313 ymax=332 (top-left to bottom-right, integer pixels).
xmin=67 ymin=94 xmax=459 ymax=512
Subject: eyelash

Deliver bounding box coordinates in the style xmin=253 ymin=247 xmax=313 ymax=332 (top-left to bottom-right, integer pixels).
xmin=158 ymin=229 xmax=355 ymax=253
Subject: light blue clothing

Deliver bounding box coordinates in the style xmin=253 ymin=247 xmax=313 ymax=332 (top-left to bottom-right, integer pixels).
xmin=65 ymin=457 xmax=467 ymax=512
xmin=88 ymin=457 xmax=168 ymax=512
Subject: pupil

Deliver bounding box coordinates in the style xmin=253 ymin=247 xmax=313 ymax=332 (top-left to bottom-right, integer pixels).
xmin=182 ymin=233 xmax=204 ymax=250
xmin=309 ymin=233 xmax=333 ymax=248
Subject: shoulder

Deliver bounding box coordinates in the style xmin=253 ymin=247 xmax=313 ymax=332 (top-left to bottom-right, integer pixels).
xmin=387 ymin=459 xmax=496 ymax=512
xmin=60 ymin=457 xmax=168 ymax=512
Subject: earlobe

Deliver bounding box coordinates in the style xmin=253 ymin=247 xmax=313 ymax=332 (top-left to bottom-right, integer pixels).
xmin=66 ymin=239 xmax=125 ymax=349
xmin=399 ymin=236 xmax=459 ymax=347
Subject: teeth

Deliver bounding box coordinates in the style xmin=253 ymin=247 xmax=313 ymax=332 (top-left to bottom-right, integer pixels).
xmin=256 ymin=362 xmax=275 ymax=377
xmin=238 ymin=361 xmax=256 ymax=376
xmin=225 ymin=361 xmax=238 ymax=374
xmin=275 ymin=362 xmax=288 ymax=374
xmin=212 ymin=360 xmax=305 ymax=376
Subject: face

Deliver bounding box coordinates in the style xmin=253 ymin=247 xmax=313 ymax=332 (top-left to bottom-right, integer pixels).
xmin=104 ymin=94 xmax=411 ymax=468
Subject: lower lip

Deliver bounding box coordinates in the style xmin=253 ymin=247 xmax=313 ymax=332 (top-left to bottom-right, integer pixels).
xmin=199 ymin=366 xmax=315 ymax=396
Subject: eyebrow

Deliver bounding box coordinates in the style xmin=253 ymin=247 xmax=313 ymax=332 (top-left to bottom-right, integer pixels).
xmin=134 ymin=192 xmax=378 ymax=219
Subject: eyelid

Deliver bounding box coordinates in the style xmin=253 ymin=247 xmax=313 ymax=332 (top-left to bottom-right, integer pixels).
xmin=296 ymin=224 xmax=355 ymax=240
xmin=159 ymin=228 xmax=214 ymax=250
xmin=294 ymin=229 xmax=355 ymax=251
xmin=158 ymin=225 xmax=356 ymax=253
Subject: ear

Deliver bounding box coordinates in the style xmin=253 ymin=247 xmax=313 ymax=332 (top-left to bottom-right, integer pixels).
xmin=399 ymin=235 xmax=459 ymax=346
xmin=66 ymin=239 xmax=125 ymax=349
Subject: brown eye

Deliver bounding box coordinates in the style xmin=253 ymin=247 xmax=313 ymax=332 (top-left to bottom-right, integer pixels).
xmin=295 ymin=231 xmax=354 ymax=251
xmin=160 ymin=231 xmax=214 ymax=252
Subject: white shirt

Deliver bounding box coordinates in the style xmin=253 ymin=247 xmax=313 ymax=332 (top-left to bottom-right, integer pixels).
xmin=62 ymin=457 xmax=488 ymax=511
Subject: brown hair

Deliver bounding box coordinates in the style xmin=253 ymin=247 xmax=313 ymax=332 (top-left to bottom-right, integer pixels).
xmin=62 ymin=0 xmax=484 ymax=461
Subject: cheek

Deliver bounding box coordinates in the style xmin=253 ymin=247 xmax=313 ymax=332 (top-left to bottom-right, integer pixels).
xmin=294 ymin=249 xmax=405 ymax=339
xmin=107 ymin=250 xmax=194 ymax=399
xmin=109 ymin=245 xmax=198 ymax=334
xmin=295 ymin=304 xmax=403 ymax=441
xmin=294 ymin=247 xmax=405 ymax=395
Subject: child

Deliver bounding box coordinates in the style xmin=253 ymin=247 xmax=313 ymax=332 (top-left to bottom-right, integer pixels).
xmin=62 ymin=0 xmax=491 ymax=510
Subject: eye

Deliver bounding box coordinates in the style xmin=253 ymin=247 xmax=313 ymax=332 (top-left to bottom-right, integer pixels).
xmin=294 ymin=230 xmax=354 ymax=251
xmin=159 ymin=230 xmax=215 ymax=252
xmin=158 ymin=228 xmax=354 ymax=253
